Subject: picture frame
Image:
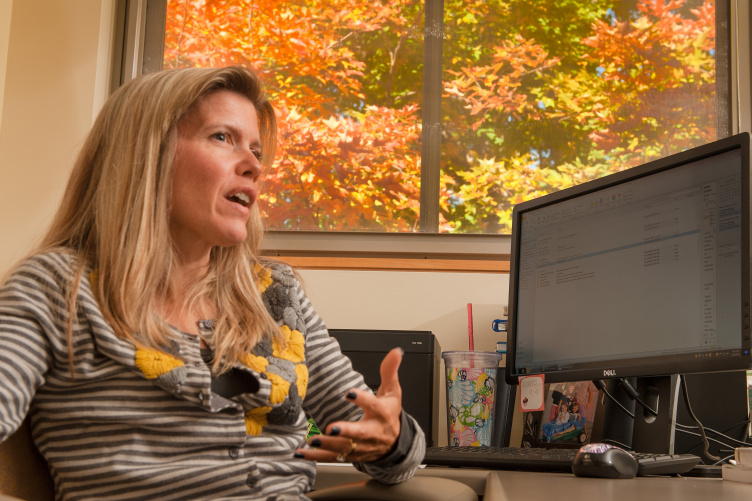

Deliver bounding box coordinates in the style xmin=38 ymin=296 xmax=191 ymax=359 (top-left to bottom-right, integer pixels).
xmin=521 ymin=380 xmax=601 ymax=449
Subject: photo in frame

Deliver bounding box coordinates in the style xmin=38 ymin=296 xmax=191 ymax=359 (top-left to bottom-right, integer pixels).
xmin=521 ymin=380 xmax=602 ymax=449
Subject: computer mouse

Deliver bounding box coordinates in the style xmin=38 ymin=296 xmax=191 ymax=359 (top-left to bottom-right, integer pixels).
xmin=571 ymin=443 xmax=638 ymax=479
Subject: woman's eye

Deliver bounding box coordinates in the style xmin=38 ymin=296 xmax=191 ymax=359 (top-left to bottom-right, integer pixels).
xmin=212 ymin=132 xmax=228 ymax=142
xmin=252 ymin=150 xmax=263 ymax=161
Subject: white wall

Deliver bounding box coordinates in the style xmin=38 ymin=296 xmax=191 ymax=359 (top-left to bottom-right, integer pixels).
xmin=299 ymin=269 xmax=509 ymax=445
xmin=0 ymin=0 xmax=115 ymax=274
xmin=299 ymin=270 xmax=506 ymax=353
xmin=0 ymin=0 xmax=12 ymax=123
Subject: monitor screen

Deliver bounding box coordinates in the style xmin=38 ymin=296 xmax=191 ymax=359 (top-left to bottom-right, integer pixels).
xmin=506 ymin=133 xmax=751 ymax=384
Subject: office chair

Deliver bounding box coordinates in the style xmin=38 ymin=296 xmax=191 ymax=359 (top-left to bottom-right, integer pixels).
xmin=0 ymin=420 xmax=54 ymax=501
xmin=0 ymin=420 xmax=477 ymax=501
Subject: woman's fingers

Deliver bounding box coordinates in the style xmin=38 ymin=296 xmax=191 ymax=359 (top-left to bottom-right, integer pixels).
xmin=296 ymin=430 xmax=387 ymax=463
xmin=295 ymin=434 xmax=361 ymax=462
xmin=294 ymin=348 xmax=406 ymax=463
xmin=377 ymin=347 xmax=403 ymax=399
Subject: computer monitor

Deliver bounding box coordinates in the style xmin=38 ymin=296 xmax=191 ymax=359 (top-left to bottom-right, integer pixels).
xmin=505 ymin=133 xmax=752 ymax=454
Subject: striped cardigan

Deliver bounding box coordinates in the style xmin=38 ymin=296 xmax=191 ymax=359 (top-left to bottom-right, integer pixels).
xmin=0 ymin=251 xmax=424 ymax=500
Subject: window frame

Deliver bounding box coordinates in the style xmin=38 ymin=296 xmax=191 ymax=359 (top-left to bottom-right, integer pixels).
xmin=112 ymin=0 xmax=752 ymax=271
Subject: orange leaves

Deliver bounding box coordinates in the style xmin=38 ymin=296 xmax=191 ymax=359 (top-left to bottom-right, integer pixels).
xmin=165 ymin=0 xmax=718 ymax=233
xmin=261 ymin=103 xmax=422 ymax=230
xmin=582 ymin=0 xmax=715 ymax=90
xmin=444 ymin=34 xmax=559 ymax=127
xmin=569 ymin=0 xmax=717 ymax=156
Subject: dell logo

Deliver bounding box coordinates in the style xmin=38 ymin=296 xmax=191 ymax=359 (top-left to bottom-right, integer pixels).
xmin=603 ymin=369 xmax=616 ymax=377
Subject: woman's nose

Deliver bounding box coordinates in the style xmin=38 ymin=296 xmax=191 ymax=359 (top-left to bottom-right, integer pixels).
xmin=238 ymin=151 xmax=263 ymax=180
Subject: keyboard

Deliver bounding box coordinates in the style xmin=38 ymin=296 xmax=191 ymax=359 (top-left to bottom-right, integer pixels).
xmin=423 ymin=446 xmax=702 ymax=476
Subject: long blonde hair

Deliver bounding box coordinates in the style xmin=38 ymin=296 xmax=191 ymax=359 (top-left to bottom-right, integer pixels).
xmin=37 ymin=66 xmax=280 ymax=372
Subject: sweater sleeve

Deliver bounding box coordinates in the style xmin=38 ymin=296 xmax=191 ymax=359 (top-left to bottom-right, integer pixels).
xmin=294 ymin=276 xmax=425 ymax=484
xmin=0 ymin=255 xmax=64 ymax=441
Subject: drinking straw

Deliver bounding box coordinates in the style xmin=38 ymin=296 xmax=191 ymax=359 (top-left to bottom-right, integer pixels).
xmin=467 ymin=303 xmax=474 ymax=351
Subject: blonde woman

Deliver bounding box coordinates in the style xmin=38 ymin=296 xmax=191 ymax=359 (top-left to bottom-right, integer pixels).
xmin=0 ymin=66 xmax=424 ymax=500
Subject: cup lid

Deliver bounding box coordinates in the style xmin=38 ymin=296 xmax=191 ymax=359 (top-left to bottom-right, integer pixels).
xmin=441 ymin=350 xmax=503 ymax=366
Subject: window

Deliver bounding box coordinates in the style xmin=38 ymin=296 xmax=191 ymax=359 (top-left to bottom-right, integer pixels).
xmin=132 ymin=0 xmax=730 ymax=238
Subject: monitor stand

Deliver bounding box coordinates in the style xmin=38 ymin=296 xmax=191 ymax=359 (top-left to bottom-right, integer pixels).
xmin=630 ymin=375 xmax=680 ymax=454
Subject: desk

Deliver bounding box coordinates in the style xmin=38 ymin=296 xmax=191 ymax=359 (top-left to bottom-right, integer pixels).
xmin=315 ymin=465 xmax=752 ymax=500
xmin=485 ymin=470 xmax=751 ymax=500
xmin=314 ymin=465 xmax=489 ymax=495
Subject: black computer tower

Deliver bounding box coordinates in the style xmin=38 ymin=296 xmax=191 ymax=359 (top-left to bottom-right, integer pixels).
xmin=328 ymin=329 xmax=441 ymax=447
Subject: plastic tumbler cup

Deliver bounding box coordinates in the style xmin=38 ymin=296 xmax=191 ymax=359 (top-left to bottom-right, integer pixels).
xmin=442 ymin=350 xmax=503 ymax=447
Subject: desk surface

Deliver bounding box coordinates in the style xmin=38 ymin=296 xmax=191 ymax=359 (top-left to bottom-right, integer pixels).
xmin=484 ymin=470 xmax=751 ymax=500
xmin=315 ymin=465 xmax=752 ymax=500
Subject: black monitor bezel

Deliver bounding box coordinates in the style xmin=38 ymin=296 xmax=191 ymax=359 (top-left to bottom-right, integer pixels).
xmin=505 ymin=132 xmax=752 ymax=385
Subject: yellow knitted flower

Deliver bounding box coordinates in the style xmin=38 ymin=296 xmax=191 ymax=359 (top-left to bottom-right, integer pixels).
xmin=267 ymin=371 xmax=291 ymax=404
xmin=272 ymin=326 xmax=305 ymax=363
xmin=242 ymin=353 xmax=269 ymax=374
xmin=135 ymin=348 xmax=184 ymax=379
xmin=254 ymin=263 xmax=273 ymax=293
xmin=295 ymin=363 xmax=309 ymax=400
xmin=245 ymin=407 xmax=272 ymax=436
xmin=88 ymin=271 xmax=98 ymax=295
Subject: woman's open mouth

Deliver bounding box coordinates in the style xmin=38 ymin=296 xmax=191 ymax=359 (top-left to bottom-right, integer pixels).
xmin=226 ymin=191 xmax=251 ymax=207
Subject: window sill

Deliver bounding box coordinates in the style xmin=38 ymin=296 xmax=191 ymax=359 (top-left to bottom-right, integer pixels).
xmin=269 ymin=254 xmax=509 ymax=272
xmin=262 ymin=231 xmax=511 ymax=273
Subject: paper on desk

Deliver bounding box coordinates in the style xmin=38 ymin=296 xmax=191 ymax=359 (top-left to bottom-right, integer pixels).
xmin=735 ymin=447 xmax=752 ymax=466
xmin=723 ymin=464 xmax=752 ymax=484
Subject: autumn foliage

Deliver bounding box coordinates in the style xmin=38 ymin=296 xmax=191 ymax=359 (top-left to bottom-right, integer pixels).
xmin=164 ymin=0 xmax=719 ymax=233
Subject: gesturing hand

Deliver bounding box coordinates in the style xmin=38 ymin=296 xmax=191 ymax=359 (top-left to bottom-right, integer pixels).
xmin=294 ymin=347 xmax=404 ymax=463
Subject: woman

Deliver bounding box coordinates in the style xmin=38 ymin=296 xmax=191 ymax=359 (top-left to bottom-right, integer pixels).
xmin=0 ymin=66 xmax=424 ymax=500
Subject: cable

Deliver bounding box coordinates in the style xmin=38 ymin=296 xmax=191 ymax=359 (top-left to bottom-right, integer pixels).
xmin=680 ymin=374 xmax=721 ymax=462
xmin=593 ymin=379 xmax=635 ymax=419
xmin=594 ymin=376 xmax=748 ymax=462
xmin=675 ymin=427 xmax=745 ymax=451
xmin=599 ymin=438 xmax=633 ymax=450
xmin=617 ymin=378 xmax=658 ymax=417
xmin=675 ymin=423 xmax=752 ymax=449
xmin=720 ymin=416 xmax=752 ymax=436
xmin=713 ymin=454 xmax=736 ymax=467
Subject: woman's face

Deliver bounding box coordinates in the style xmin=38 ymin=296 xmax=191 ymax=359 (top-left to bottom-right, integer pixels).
xmin=170 ymin=90 xmax=263 ymax=262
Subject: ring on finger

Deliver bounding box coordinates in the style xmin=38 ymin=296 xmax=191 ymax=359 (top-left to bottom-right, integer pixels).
xmin=335 ymin=440 xmax=357 ymax=463
xmin=345 ymin=439 xmax=357 ymax=457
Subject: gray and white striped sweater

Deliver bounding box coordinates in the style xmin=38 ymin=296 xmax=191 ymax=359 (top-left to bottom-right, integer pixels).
xmin=0 ymin=251 xmax=424 ymax=500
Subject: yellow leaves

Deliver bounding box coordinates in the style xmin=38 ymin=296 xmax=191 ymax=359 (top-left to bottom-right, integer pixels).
xmin=444 ymin=84 xmax=465 ymax=98
xmin=632 ymin=17 xmax=652 ymax=32
xmin=322 ymin=116 xmax=341 ymax=130
xmin=539 ymin=97 xmax=555 ymax=109
xmin=447 ymin=152 xmax=587 ymax=232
